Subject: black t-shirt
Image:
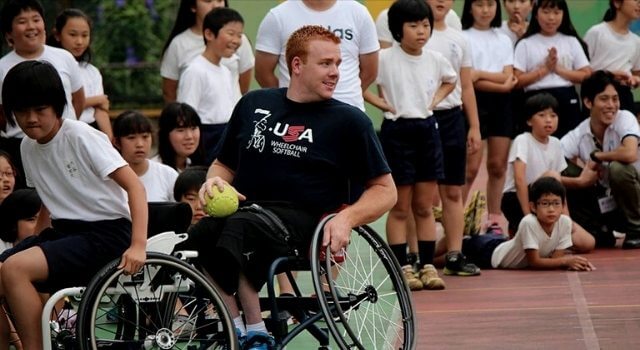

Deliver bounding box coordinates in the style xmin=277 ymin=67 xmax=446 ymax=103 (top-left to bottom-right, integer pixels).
xmin=217 ymin=88 xmax=390 ymax=215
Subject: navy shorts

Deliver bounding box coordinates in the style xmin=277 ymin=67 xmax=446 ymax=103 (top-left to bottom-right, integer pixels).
xmin=501 ymin=191 xmax=523 ymax=235
xmin=0 ymin=218 xmax=131 ymax=293
xmin=476 ymin=90 xmax=513 ymax=139
xmin=433 ymin=107 xmax=467 ymax=185
xmin=525 ymin=86 xmax=582 ymax=138
xmin=462 ymin=233 xmax=507 ymax=269
xmin=181 ymin=202 xmax=320 ymax=295
xmin=379 ymin=117 xmax=444 ymax=186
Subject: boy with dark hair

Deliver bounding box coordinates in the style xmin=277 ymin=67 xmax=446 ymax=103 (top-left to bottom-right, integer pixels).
xmin=561 ymin=70 xmax=640 ymax=249
xmin=177 ymin=7 xmax=244 ymax=164
xmin=454 ymin=177 xmax=594 ymax=271
xmin=174 ymin=165 xmax=208 ymax=226
xmin=365 ymin=0 xmax=458 ymax=290
xmin=0 ymin=60 xmax=147 ymax=349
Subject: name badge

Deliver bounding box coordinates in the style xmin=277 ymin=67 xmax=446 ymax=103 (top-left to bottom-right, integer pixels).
xmin=598 ymin=195 xmax=617 ymax=214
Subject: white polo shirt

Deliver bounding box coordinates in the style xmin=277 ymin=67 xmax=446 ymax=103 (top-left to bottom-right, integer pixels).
xmin=561 ymin=110 xmax=640 ymax=186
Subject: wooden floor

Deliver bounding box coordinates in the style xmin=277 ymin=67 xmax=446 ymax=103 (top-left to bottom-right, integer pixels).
xmin=412 ymin=244 xmax=640 ymax=349
xmin=411 ymin=150 xmax=640 ymax=350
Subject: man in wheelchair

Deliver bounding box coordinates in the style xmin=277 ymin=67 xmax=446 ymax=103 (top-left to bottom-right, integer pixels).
xmin=181 ymin=25 xmax=396 ymax=349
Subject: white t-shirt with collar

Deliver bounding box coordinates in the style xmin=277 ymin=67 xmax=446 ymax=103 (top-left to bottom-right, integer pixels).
xmin=514 ymin=33 xmax=590 ymax=92
xmin=503 ymin=132 xmax=567 ymax=193
xmin=77 ymin=62 xmax=104 ymax=124
xmin=21 ymin=119 xmax=129 ymax=221
xmin=561 ymin=110 xmax=640 ymax=186
xmin=377 ymin=45 xmax=457 ymax=120
xmin=140 ymin=160 xmax=179 ymax=202
xmin=492 ymin=214 xmax=573 ymax=269
xmin=463 ymin=27 xmax=513 ymax=73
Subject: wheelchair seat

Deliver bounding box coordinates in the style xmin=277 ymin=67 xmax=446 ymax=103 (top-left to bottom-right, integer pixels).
xmin=147 ymin=201 xmax=192 ymax=237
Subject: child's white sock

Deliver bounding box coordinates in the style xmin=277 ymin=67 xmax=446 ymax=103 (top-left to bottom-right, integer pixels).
xmin=234 ymin=316 xmax=246 ymax=335
xmin=246 ymin=321 xmax=268 ymax=334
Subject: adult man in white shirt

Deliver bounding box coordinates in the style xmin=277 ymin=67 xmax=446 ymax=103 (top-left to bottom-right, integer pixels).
xmin=561 ymin=70 xmax=640 ymax=249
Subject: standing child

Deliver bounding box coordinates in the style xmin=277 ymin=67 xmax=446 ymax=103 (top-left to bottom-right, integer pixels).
xmin=501 ymin=92 xmax=595 ymax=252
xmin=499 ymin=0 xmax=533 ymax=46
xmin=0 ymin=0 xmax=85 ymax=178
xmin=366 ymin=0 xmax=457 ymax=290
xmin=113 ymin=111 xmax=178 ymax=202
xmin=155 ymin=102 xmax=204 ymax=172
xmin=425 ymin=0 xmax=482 ymax=277
xmin=0 ymin=60 xmax=146 ymax=349
xmin=513 ymin=0 xmax=591 ymax=138
xmin=177 ymin=7 xmax=243 ymax=164
xmin=48 ymin=8 xmax=113 ymax=141
xmin=459 ymin=177 xmax=594 ymax=271
xmin=461 ymin=0 xmax=518 ymax=234
xmin=161 ymin=0 xmax=254 ymax=104
xmin=584 ymin=0 xmax=640 ymax=113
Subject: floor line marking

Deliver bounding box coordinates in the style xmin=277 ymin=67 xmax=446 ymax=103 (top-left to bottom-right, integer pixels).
xmin=567 ymin=272 xmax=600 ymax=350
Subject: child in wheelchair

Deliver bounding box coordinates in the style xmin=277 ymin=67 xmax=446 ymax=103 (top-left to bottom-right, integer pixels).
xmin=0 ymin=61 xmax=147 ymax=349
xmin=180 ymin=26 xmax=396 ymax=349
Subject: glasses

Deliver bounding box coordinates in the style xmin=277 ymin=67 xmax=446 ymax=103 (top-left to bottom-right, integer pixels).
xmin=0 ymin=171 xmax=15 ymax=178
xmin=536 ymin=200 xmax=562 ymax=208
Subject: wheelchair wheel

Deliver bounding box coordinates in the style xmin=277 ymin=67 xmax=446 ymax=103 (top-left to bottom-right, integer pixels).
xmin=310 ymin=215 xmax=416 ymax=350
xmin=76 ymin=252 xmax=238 ymax=350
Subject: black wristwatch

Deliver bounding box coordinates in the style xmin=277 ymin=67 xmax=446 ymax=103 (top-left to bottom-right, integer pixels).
xmin=590 ymin=150 xmax=602 ymax=163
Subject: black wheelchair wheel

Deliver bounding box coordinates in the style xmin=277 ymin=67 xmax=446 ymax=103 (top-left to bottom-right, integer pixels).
xmin=76 ymin=252 xmax=238 ymax=350
xmin=310 ymin=215 xmax=416 ymax=350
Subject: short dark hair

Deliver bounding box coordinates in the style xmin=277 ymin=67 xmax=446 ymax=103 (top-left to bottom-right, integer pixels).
xmin=113 ymin=110 xmax=153 ymax=139
xmin=0 ymin=0 xmax=44 ymax=36
xmin=581 ymin=70 xmax=618 ymax=104
xmin=524 ymin=92 xmax=559 ymax=120
xmin=202 ymin=7 xmax=243 ymax=42
xmin=173 ymin=165 xmax=207 ymax=201
xmin=2 ymin=60 xmax=67 ymax=126
xmin=388 ymin=0 xmax=434 ymax=43
xmin=0 ymin=188 xmax=41 ymax=243
xmin=461 ymin=0 xmax=503 ymax=30
xmin=529 ymin=176 xmax=566 ymax=203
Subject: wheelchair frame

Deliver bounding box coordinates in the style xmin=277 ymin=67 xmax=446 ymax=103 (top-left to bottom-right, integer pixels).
xmin=39 ymin=214 xmax=416 ymax=350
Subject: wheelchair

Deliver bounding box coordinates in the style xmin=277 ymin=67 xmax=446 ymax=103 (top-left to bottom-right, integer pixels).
xmin=40 ymin=202 xmax=239 ymax=350
xmin=256 ymin=212 xmax=416 ymax=350
xmin=40 ymin=204 xmax=415 ymax=349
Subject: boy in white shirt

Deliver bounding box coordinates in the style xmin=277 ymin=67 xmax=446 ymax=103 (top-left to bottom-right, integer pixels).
xmin=461 ymin=177 xmax=594 ymax=271
xmin=177 ymin=7 xmax=243 ymax=165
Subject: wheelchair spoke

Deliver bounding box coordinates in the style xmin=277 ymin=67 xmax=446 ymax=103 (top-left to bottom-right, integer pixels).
xmin=312 ymin=221 xmax=415 ymax=350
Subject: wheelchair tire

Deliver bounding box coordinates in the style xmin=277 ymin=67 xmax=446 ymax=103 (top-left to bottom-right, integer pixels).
xmin=310 ymin=215 xmax=416 ymax=350
xmin=76 ymin=252 xmax=238 ymax=350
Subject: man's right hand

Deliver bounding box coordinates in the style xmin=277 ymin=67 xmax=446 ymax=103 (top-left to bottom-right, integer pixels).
xmin=198 ymin=176 xmax=246 ymax=205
